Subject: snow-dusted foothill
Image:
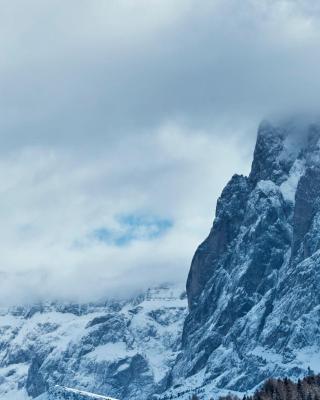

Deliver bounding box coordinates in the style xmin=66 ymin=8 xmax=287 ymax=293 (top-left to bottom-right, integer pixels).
xmin=48 ymin=385 xmax=120 ymax=399
xmin=0 ymin=285 xmax=187 ymax=400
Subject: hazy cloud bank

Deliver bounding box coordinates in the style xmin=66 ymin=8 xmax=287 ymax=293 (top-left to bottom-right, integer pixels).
xmin=0 ymin=127 xmax=248 ymax=304
xmin=0 ymin=0 xmax=320 ymax=304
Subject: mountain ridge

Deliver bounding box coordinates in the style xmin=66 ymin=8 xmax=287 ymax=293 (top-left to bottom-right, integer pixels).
xmin=0 ymin=284 xmax=187 ymax=400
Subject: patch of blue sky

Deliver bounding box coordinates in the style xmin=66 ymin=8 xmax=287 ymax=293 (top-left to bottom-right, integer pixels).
xmin=92 ymin=214 xmax=173 ymax=246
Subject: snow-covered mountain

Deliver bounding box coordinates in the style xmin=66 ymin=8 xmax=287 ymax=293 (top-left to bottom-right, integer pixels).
xmin=3 ymin=119 xmax=320 ymax=400
xmin=164 ymin=119 xmax=320 ymax=398
xmin=0 ymin=285 xmax=187 ymax=400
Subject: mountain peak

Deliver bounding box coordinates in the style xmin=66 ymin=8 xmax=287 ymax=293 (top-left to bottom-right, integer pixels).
xmin=169 ymin=118 xmax=320 ymax=398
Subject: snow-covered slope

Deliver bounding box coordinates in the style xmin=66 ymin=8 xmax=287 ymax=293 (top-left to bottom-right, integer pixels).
xmin=165 ymin=119 xmax=320 ymax=398
xmin=0 ymin=285 xmax=187 ymax=400
xmin=48 ymin=385 xmax=119 ymax=399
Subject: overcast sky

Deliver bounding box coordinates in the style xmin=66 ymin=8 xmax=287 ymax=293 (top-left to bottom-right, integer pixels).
xmin=0 ymin=0 xmax=320 ymax=305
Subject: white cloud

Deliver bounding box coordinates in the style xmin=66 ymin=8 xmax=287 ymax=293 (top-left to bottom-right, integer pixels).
xmin=0 ymin=0 xmax=320 ymax=147
xmin=0 ymin=125 xmax=249 ymax=305
xmin=0 ymin=0 xmax=319 ymax=303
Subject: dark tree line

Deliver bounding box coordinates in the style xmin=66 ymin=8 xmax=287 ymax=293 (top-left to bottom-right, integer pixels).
xmin=191 ymin=374 xmax=320 ymax=400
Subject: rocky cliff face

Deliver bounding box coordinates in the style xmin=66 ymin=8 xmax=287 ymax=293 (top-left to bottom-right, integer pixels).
xmin=167 ymin=119 xmax=320 ymax=397
xmin=0 ymin=285 xmax=187 ymax=400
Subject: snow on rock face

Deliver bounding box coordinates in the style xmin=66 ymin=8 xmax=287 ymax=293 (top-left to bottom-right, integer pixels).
xmin=279 ymin=159 xmax=305 ymax=203
xmin=0 ymin=285 xmax=187 ymax=400
xmin=166 ymin=119 xmax=320 ymax=398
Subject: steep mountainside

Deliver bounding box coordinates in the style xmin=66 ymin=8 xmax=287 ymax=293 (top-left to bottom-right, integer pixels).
xmin=0 ymin=285 xmax=187 ymax=400
xmin=166 ymin=119 xmax=320 ymax=398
